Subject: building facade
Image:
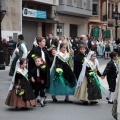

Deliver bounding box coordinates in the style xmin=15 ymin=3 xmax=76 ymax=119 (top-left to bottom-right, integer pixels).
xmin=55 ymin=0 xmax=93 ymax=39
xmin=88 ymin=0 xmax=120 ymax=39
xmin=1 ymin=0 xmax=22 ymax=41
xmin=22 ymin=0 xmax=59 ymax=50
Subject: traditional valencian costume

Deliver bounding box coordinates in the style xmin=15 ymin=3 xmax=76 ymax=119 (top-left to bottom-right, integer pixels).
xmin=74 ymin=51 xmax=102 ymax=104
xmin=9 ymin=43 xmax=19 ymax=76
xmin=27 ymin=46 xmax=51 ymax=88
xmin=5 ymin=67 xmax=36 ymax=108
xmin=47 ymin=50 xmax=76 ymax=96
xmin=112 ymin=60 xmax=120 ymax=120
xmin=74 ymin=52 xmax=86 ymax=80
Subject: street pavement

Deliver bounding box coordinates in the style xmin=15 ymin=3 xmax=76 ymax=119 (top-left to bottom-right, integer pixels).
xmin=0 ymin=58 xmax=114 ymax=120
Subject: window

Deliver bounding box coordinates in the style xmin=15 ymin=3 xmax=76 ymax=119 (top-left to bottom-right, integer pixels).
xmin=57 ymin=24 xmax=64 ymax=38
xmin=112 ymin=4 xmax=114 ymax=19
xmin=92 ymin=3 xmax=98 ymax=15
xmin=108 ymin=3 xmax=110 ymax=19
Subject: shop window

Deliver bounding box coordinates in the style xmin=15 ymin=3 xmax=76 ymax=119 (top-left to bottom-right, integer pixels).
xmin=57 ymin=24 xmax=64 ymax=38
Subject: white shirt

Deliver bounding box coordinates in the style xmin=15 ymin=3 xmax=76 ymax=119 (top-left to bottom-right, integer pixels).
xmin=21 ymin=43 xmax=28 ymax=58
xmin=50 ymin=39 xmax=52 ymax=46
xmin=41 ymin=48 xmax=46 ymax=63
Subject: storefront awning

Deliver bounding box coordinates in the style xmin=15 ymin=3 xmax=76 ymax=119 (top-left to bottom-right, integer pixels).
xmin=22 ymin=16 xmax=58 ymax=24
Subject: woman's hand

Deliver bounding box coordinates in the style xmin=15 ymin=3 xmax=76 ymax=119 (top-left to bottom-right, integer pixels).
xmin=31 ymin=78 xmax=35 ymax=83
xmin=16 ymin=85 xmax=19 ymax=89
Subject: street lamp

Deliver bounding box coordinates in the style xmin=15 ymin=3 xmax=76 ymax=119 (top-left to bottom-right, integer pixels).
xmin=112 ymin=0 xmax=120 ymax=42
xmin=0 ymin=0 xmax=6 ymax=70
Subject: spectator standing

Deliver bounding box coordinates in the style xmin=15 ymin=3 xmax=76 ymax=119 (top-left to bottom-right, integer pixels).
xmin=46 ymin=33 xmax=58 ymax=57
xmin=2 ymin=38 xmax=9 ymax=66
xmin=8 ymin=36 xmax=16 ymax=65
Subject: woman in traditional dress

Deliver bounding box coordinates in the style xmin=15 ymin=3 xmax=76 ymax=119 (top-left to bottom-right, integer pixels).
xmin=112 ymin=59 xmax=120 ymax=120
xmin=74 ymin=51 xmax=102 ymax=105
xmin=98 ymin=39 xmax=104 ymax=57
xmin=9 ymin=34 xmax=28 ymax=92
xmin=47 ymin=43 xmax=76 ymax=102
xmin=5 ymin=58 xmax=36 ymax=108
xmin=9 ymin=43 xmax=20 ymax=76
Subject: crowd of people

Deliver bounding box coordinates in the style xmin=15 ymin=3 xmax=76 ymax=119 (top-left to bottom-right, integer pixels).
xmin=3 ymin=33 xmax=120 ymax=119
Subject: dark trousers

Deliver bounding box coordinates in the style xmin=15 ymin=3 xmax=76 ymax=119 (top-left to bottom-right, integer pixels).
xmin=107 ymin=77 xmax=116 ymax=92
xmin=34 ymin=82 xmax=45 ymax=98
xmin=8 ymin=50 xmax=13 ymax=65
xmin=4 ymin=54 xmax=9 ymax=65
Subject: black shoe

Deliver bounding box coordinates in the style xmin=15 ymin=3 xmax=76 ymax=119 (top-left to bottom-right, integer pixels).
xmin=37 ymin=99 xmax=40 ymax=103
xmin=106 ymin=97 xmax=109 ymax=100
xmin=90 ymin=101 xmax=98 ymax=105
xmin=108 ymin=101 xmax=113 ymax=104
xmin=40 ymin=101 xmax=44 ymax=107
xmin=53 ymin=98 xmax=57 ymax=102
xmin=21 ymin=107 xmax=28 ymax=110
xmin=52 ymin=96 xmax=57 ymax=102
xmin=64 ymin=99 xmax=73 ymax=103
xmin=83 ymin=101 xmax=88 ymax=105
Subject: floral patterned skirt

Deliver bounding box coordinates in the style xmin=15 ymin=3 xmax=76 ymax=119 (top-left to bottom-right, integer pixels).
xmin=112 ymin=100 xmax=117 ymax=120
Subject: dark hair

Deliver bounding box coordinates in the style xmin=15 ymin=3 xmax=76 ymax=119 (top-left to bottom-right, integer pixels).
xmin=79 ymin=44 xmax=86 ymax=49
xmin=19 ymin=58 xmax=26 ymax=65
xmin=110 ymin=52 xmax=118 ymax=59
xmin=52 ymin=47 xmax=57 ymax=51
xmin=37 ymin=37 xmax=45 ymax=44
xmin=60 ymin=43 xmax=67 ymax=49
xmin=18 ymin=34 xmax=24 ymax=40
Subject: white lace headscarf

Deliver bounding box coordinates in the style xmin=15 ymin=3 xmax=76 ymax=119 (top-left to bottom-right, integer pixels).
xmin=76 ymin=51 xmax=99 ymax=88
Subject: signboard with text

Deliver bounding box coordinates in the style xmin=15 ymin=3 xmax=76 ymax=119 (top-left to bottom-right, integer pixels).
xmin=23 ymin=8 xmax=47 ymax=19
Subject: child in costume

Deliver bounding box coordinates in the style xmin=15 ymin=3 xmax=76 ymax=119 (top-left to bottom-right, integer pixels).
xmin=74 ymin=44 xmax=87 ymax=80
xmin=28 ymin=37 xmax=51 ymax=88
xmin=47 ymin=43 xmax=76 ymax=102
xmin=31 ymin=57 xmax=46 ymax=107
xmin=5 ymin=58 xmax=36 ymax=108
xmin=104 ymin=41 xmax=111 ymax=59
xmin=102 ymin=52 xmax=118 ymax=104
xmin=74 ymin=51 xmax=102 ymax=105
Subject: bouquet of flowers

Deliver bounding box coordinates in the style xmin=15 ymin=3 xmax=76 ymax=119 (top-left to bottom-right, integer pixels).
xmin=82 ymin=57 xmax=86 ymax=63
xmin=40 ymin=64 xmax=46 ymax=71
xmin=89 ymin=72 xmax=105 ymax=93
xmin=31 ymin=54 xmax=38 ymax=60
xmin=16 ymin=88 xmax=25 ymax=96
xmin=55 ymin=68 xmax=69 ymax=87
xmin=51 ymin=44 xmax=55 ymax=48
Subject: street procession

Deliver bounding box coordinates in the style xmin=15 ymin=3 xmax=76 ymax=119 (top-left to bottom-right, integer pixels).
xmin=0 ymin=0 xmax=120 ymax=120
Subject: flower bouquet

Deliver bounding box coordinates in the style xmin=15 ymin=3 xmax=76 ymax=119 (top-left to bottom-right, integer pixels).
xmin=51 ymin=44 xmax=55 ymax=48
xmin=16 ymin=88 xmax=25 ymax=96
xmin=55 ymin=68 xmax=69 ymax=87
xmin=40 ymin=64 xmax=46 ymax=71
xmin=31 ymin=54 xmax=38 ymax=60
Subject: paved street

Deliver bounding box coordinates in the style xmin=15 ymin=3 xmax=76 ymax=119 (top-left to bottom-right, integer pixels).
xmin=0 ymin=58 xmax=114 ymax=120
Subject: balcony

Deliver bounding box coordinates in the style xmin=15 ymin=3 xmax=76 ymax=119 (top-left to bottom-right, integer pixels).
xmin=22 ymin=0 xmax=59 ymax=6
xmin=57 ymin=0 xmax=92 ymax=17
